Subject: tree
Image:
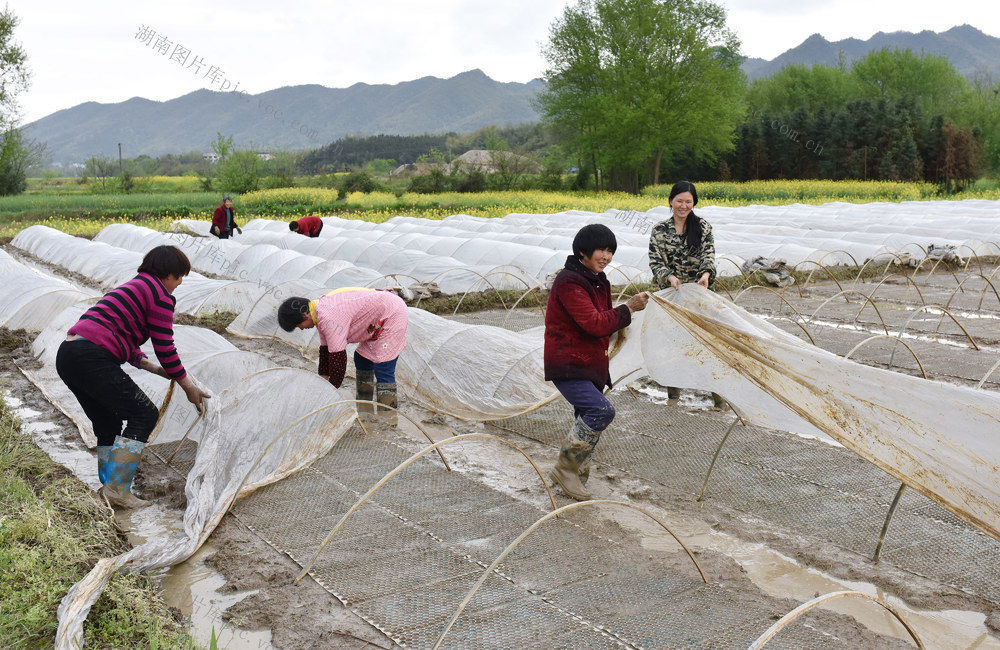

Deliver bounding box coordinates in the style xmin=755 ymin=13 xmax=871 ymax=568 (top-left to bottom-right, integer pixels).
xmin=84 ymin=155 xmax=115 ymax=190
xmin=537 ymin=0 xmax=745 ymax=193
xmin=0 ymin=6 xmax=38 ymax=196
xmin=215 ymin=150 xmax=262 ymax=194
xmin=851 ymin=48 xmax=969 ymax=122
xmin=0 ymin=127 xmax=42 ymax=194
xmin=211 ymin=132 xmax=234 ymax=161
xmin=0 ymin=6 xmax=29 ymax=133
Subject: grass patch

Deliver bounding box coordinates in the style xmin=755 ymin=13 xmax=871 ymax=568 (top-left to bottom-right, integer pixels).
xmin=0 ymin=393 xmax=194 ymax=648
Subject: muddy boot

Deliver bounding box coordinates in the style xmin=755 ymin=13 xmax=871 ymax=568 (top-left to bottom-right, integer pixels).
xmin=579 ymin=462 xmax=591 ymax=486
xmin=356 ymin=369 xmax=375 ymax=417
xmin=98 ymin=436 xmax=150 ymax=509
xmin=376 ymin=382 xmax=398 ymax=428
xmin=711 ymin=392 xmax=727 ymax=411
xmin=549 ymin=418 xmax=599 ymax=501
xmin=667 ymin=386 xmax=680 ymax=400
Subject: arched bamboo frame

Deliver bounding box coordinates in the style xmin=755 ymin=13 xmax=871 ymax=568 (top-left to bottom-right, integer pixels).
xmin=862 ymin=274 xmax=926 ymax=309
xmin=976 ymin=359 xmax=1000 ymax=390
xmin=843 ymin=335 xmax=928 ymax=378
xmin=749 ymin=590 xmax=924 ymax=649
xmin=805 ymin=290 xmax=890 ymax=336
xmin=432 ymin=499 xmax=708 ymax=650
xmin=912 ymin=254 xmax=961 ymax=286
xmin=733 ymin=285 xmax=810 ymax=321
xmin=954 ymin=244 xmax=984 ymax=276
xmin=943 ymin=274 xmax=1000 ymax=311
xmin=853 ymin=251 xmax=913 ymax=285
xmin=698 ymin=415 xmax=747 ymax=504
xmin=892 ymin=305 xmax=980 ymax=353
xmin=789 ymin=259 xmax=847 ymax=297
xmin=294 ymin=433 xmax=559 ymax=583
xmin=503 ymin=282 xmax=547 ymax=327
xmin=873 ymin=482 xmax=907 ymax=563
xmin=421 ymin=267 xmax=518 ymax=314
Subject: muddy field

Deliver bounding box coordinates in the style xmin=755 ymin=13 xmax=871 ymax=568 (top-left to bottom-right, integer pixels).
xmin=5 ymin=247 xmax=1000 ymax=649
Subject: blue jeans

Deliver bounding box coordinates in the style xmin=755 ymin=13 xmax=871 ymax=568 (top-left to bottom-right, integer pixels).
xmin=552 ymin=379 xmax=616 ymax=432
xmin=354 ymin=350 xmax=397 ymax=383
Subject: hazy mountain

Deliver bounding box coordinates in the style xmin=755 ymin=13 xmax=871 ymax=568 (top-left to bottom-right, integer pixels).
xmin=742 ymin=24 xmax=1000 ymax=80
xmin=25 ymin=69 xmax=545 ymax=164
xmin=26 ymin=25 xmax=1000 ymax=164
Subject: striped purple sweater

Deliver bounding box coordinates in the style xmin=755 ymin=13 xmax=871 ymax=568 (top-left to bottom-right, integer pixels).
xmin=68 ymin=272 xmax=187 ymax=380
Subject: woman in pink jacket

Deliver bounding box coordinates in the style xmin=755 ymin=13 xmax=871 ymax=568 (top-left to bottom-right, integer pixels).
xmin=278 ymin=289 xmax=408 ymax=418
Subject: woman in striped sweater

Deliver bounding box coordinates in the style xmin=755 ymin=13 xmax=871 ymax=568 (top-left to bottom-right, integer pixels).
xmin=56 ymin=245 xmax=211 ymax=509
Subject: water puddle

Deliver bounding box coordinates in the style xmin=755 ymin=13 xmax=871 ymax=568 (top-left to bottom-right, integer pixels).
xmin=117 ymin=508 xmax=275 ymax=649
xmin=5 ymin=389 xmax=273 ymax=648
xmin=603 ymin=504 xmax=1000 ymax=649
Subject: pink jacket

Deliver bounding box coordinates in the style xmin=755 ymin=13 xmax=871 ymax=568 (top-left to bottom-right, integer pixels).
xmin=314 ymin=289 xmax=408 ymax=363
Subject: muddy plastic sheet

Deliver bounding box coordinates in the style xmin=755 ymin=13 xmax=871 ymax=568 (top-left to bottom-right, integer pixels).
xmin=12 ymin=307 xmax=358 ymax=649
xmin=640 ymin=285 xmax=1000 ymax=542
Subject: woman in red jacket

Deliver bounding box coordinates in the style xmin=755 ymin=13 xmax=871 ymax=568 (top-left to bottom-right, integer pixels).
xmin=544 ymin=224 xmax=648 ymax=500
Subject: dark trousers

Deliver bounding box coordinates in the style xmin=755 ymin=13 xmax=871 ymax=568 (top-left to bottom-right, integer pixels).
xmin=353 ymin=350 xmax=397 ymax=383
xmin=56 ymin=339 xmax=159 ymax=446
xmin=552 ymin=379 xmax=616 ymax=432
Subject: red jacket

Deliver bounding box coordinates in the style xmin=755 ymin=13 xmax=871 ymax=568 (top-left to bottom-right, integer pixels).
xmin=544 ymin=255 xmax=631 ymax=388
xmin=212 ymin=203 xmax=239 ymax=234
xmin=295 ymin=215 xmax=323 ymax=237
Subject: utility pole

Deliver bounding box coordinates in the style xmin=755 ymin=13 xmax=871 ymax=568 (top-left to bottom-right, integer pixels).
xmin=118 ymin=143 xmax=123 ymax=174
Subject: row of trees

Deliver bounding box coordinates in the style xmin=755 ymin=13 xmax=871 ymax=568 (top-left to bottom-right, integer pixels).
xmin=537 ymin=0 xmax=1000 ymax=192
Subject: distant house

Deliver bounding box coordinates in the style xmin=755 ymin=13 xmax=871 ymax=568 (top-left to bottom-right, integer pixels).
xmin=390 ymin=161 xmax=450 ymax=177
xmin=391 ymin=150 xmax=541 ymax=177
xmin=257 ymin=152 xmax=274 ymax=161
xmin=203 ymin=152 xmax=220 ymax=163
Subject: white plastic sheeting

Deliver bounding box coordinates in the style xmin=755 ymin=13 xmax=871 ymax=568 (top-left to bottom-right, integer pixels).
xmin=23 ymin=305 xmax=359 ymax=649
xmin=11 ymin=226 xmax=269 ymax=315
xmin=176 ymin=199 xmax=1000 ymax=290
xmin=94 ymin=223 xmax=385 ymax=291
xmin=634 ymin=285 xmax=1000 ymax=543
xmin=0 ymin=249 xmax=97 ymax=329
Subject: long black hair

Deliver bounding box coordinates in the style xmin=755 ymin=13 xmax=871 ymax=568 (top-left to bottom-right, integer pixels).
xmin=669 ymin=180 xmax=703 ymax=253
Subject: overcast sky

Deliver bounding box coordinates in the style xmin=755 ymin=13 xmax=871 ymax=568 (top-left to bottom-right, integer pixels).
xmin=10 ymin=0 xmax=997 ymax=124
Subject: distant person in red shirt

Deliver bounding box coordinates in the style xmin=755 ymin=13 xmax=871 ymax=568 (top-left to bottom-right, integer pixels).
xmin=211 ymin=196 xmax=242 ymax=239
xmin=289 ymin=216 xmax=324 ymax=237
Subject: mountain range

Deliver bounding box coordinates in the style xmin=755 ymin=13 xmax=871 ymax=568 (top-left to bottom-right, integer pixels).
xmin=25 ymin=25 xmax=1000 ymax=165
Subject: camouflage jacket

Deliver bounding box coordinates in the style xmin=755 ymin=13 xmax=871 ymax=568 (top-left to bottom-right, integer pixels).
xmin=648 ymin=216 xmax=717 ymax=289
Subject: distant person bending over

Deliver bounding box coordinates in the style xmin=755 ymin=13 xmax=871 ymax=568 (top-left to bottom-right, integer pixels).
xmin=545 ymin=224 xmax=649 ymax=501
xmin=277 ymin=289 xmax=409 ymax=422
xmin=56 ymin=246 xmax=211 ymax=509
xmin=648 ymin=180 xmax=725 ymax=409
xmin=211 ymin=195 xmax=242 ymax=239
xmin=289 ymin=216 xmax=324 ymax=237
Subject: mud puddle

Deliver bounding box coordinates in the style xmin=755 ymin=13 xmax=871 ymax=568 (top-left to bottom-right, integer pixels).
xmin=607 ymin=504 xmax=1000 ymax=649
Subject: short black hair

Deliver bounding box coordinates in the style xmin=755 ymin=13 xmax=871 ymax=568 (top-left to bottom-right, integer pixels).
xmin=289 ymin=221 xmax=299 ymax=231
xmin=572 ymin=223 xmax=618 ymax=258
xmin=137 ymin=245 xmax=191 ymax=278
xmin=277 ymin=296 xmax=311 ymax=332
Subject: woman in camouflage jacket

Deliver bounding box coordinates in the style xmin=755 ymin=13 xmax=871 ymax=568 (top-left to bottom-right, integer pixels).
xmin=648 ymin=180 xmax=725 ymax=408
xmin=648 ymin=180 xmax=716 ymax=290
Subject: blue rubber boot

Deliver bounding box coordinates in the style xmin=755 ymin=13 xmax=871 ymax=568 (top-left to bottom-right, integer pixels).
xmin=98 ymin=436 xmax=150 ymax=509
xmin=96 ymin=446 xmax=114 ymax=485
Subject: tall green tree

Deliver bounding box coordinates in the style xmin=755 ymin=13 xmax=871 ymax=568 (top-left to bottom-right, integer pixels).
xmin=0 ymin=6 xmax=41 ymax=196
xmin=537 ymin=0 xmax=745 ymax=193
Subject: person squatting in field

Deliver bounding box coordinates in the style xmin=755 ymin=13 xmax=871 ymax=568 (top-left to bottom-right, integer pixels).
xmin=211 ymin=195 xmax=242 ymax=239
xmin=56 ymin=245 xmax=211 ymax=509
xmin=289 ymin=215 xmax=324 ymax=237
xmin=647 ymin=180 xmax=726 ymax=409
xmin=544 ymin=224 xmax=649 ymax=500
xmin=278 ymin=288 xmax=409 ymax=423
